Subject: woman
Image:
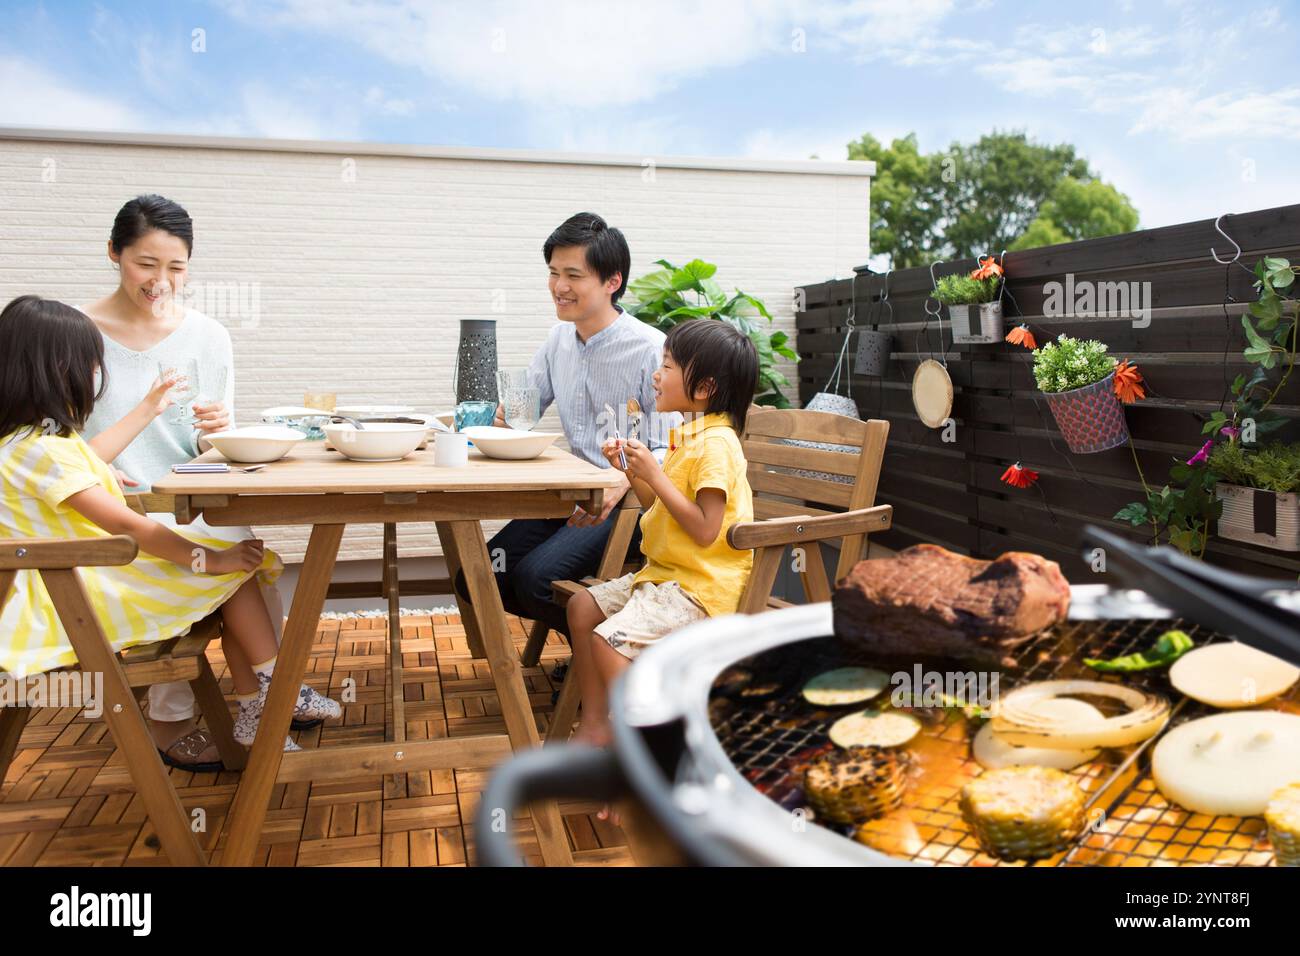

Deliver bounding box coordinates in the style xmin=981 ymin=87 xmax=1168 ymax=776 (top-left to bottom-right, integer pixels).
xmin=80 ymin=194 xmax=300 ymax=770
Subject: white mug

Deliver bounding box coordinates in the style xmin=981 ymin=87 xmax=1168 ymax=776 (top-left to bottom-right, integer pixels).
xmin=434 ymin=431 xmax=469 ymax=467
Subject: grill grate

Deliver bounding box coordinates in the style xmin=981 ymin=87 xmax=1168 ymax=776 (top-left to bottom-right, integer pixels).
xmin=709 ymin=616 xmax=1298 ymax=867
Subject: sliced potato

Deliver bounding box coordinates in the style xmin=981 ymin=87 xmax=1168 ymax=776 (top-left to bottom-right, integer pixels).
xmin=1169 ymin=642 xmax=1300 ymax=708
xmin=802 ymin=667 xmax=890 ymax=706
xmin=829 ymin=710 xmax=921 ymax=749
xmin=973 ymin=698 xmax=1104 ymax=770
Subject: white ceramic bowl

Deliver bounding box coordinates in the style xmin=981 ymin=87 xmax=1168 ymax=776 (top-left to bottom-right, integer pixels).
xmin=334 ymin=404 xmax=415 ymax=418
xmin=461 ymin=426 xmax=559 ymax=461
xmin=324 ymin=422 xmax=426 ymax=462
xmin=205 ymin=426 xmax=306 ymax=463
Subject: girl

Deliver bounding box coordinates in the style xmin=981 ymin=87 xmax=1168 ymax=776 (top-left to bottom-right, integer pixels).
xmin=80 ymin=194 xmax=293 ymax=770
xmin=568 ymin=318 xmax=758 ymax=750
xmin=0 ymin=295 xmax=339 ymax=753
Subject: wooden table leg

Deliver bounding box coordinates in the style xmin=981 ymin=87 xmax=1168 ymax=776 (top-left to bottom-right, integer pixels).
xmin=435 ymin=521 xmax=487 ymax=660
xmin=220 ymin=522 xmax=344 ymax=866
xmin=446 ymin=520 xmax=574 ymax=867
xmin=383 ymin=522 xmax=406 ymax=743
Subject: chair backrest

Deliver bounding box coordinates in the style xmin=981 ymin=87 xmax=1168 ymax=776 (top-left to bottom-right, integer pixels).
xmin=740 ymin=406 xmax=889 ymax=582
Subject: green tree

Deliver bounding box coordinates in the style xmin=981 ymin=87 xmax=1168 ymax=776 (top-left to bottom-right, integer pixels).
xmin=846 ymin=130 xmax=1138 ymax=266
xmin=1011 ymin=178 xmax=1140 ymax=251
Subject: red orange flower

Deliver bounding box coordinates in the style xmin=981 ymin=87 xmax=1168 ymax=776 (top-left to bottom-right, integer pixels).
xmin=1113 ymin=360 xmax=1146 ymax=404
xmin=971 ymin=256 xmax=1004 ymax=281
xmin=1005 ymin=324 xmax=1036 ymax=349
xmin=1000 ymin=462 xmax=1039 ymax=489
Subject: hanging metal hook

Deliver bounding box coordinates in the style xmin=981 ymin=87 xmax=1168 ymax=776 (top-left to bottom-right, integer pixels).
xmin=879 ymin=267 xmax=893 ymax=327
xmin=1211 ymin=214 xmax=1241 ymax=265
xmin=924 ymin=260 xmax=943 ymax=317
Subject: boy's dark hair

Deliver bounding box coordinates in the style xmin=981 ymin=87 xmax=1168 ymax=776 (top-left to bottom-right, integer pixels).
xmin=665 ymin=319 xmax=759 ymax=434
xmin=110 ymin=194 xmax=194 ymax=256
xmin=0 ymin=295 xmax=107 ymax=441
xmin=543 ymin=212 xmax=630 ymax=304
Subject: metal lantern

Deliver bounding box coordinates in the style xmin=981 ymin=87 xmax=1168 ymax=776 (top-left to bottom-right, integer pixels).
xmin=454 ymin=319 xmax=499 ymax=405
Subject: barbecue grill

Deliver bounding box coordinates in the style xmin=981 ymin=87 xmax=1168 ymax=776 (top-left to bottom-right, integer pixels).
xmin=479 ymin=528 xmax=1300 ymax=866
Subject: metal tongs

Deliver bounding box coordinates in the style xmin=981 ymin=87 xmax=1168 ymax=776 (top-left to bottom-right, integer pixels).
xmin=1080 ymin=525 xmax=1300 ymax=666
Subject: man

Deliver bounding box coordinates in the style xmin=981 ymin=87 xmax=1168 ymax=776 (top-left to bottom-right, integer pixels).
xmin=458 ymin=211 xmax=676 ymax=636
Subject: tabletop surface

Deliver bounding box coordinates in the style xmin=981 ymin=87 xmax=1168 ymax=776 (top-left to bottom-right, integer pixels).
xmin=152 ymin=442 xmax=624 ymax=496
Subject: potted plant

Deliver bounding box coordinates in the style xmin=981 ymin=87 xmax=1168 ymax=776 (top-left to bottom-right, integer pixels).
xmin=1207 ymin=441 xmax=1300 ymax=551
xmin=1032 ymin=334 xmax=1131 ymax=453
xmin=931 ymin=256 xmax=1003 ymax=344
xmin=624 ymin=258 xmax=796 ymax=407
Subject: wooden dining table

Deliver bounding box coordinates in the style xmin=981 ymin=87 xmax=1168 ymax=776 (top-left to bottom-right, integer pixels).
xmin=152 ymin=439 xmax=623 ymax=867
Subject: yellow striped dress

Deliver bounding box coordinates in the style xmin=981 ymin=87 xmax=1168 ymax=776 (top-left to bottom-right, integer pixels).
xmin=0 ymin=428 xmax=281 ymax=679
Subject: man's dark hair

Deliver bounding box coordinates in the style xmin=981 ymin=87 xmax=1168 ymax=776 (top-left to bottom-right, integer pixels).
xmin=543 ymin=212 xmax=630 ymax=304
xmin=0 ymin=295 xmax=107 ymax=441
xmin=664 ymin=319 xmax=759 ymax=434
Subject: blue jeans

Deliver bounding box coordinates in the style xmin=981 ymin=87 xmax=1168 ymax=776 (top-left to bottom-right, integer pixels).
xmin=455 ymin=517 xmax=642 ymax=637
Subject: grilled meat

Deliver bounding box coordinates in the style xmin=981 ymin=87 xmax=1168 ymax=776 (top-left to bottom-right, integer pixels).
xmin=833 ymin=544 xmax=1071 ymax=665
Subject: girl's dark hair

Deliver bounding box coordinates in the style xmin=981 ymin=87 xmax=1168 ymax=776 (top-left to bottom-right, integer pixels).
xmin=665 ymin=319 xmax=759 ymax=434
xmin=0 ymin=295 xmax=106 ymax=440
xmin=543 ymin=212 xmax=630 ymax=303
xmin=110 ymin=194 xmax=194 ymax=256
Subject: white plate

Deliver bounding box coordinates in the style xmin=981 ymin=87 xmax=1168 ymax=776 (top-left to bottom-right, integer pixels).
xmin=334 ymin=404 xmax=416 ymax=417
xmin=205 ymin=426 xmax=305 ymax=463
xmin=324 ymin=421 xmax=426 ymax=462
xmin=260 ymin=405 xmax=332 ymax=420
xmin=461 ymin=426 xmax=559 ymax=460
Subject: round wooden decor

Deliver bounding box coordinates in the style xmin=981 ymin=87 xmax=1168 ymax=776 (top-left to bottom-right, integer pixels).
xmin=912 ymin=359 xmax=954 ymax=428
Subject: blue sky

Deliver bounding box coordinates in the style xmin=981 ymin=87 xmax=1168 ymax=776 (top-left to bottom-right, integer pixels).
xmin=1 ymin=0 xmax=1297 ymax=231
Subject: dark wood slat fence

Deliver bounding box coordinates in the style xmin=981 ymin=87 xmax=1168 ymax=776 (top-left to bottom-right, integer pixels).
xmin=795 ymin=204 xmax=1300 ymax=581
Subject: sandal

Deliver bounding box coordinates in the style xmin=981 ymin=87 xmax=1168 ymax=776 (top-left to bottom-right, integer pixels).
xmin=157 ymin=728 xmax=224 ymax=772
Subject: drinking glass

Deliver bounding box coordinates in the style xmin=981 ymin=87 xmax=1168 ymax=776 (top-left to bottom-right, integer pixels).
xmin=502 ymin=386 xmax=541 ymax=431
xmin=157 ymin=359 xmax=200 ymax=426
xmin=303 ymin=390 xmax=337 ymax=412
xmin=454 ymin=401 xmax=497 ymax=431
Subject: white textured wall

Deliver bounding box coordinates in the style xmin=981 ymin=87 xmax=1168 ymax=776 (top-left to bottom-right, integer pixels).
xmin=0 ymin=129 xmax=871 ymax=562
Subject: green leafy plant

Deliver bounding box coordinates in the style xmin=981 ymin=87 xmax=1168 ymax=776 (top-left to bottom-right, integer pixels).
xmin=1116 ymin=256 xmax=1299 ymax=556
xmin=1208 ymin=441 xmax=1300 ymax=494
xmin=932 ymin=273 xmax=999 ymax=305
xmin=623 ymin=258 xmax=797 ymax=408
xmin=1031 ymin=334 xmax=1117 ymax=393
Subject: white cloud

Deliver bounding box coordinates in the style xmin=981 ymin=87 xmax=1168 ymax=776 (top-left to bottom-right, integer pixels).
xmin=219 ymin=0 xmax=959 ymax=108
xmin=1129 ymin=86 xmax=1300 ymax=141
xmin=0 ymin=55 xmax=148 ymax=129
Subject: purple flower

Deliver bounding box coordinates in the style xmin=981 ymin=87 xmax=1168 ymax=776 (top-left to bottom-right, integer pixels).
xmin=1220 ymin=426 xmax=1240 ymax=440
xmin=1187 ymin=440 xmax=1213 ymax=466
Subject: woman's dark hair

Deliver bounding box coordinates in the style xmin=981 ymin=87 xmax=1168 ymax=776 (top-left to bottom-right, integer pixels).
xmin=0 ymin=295 xmax=107 ymax=441
xmin=665 ymin=319 xmax=759 ymax=434
xmin=110 ymin=194 xmax=194 ymax=256
xmin=543 ymin=212 xmax=630 ymax=303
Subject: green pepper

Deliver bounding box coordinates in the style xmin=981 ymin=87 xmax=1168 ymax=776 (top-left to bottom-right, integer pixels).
xmin=1084 ymin=629 xmax=1194 ymax=673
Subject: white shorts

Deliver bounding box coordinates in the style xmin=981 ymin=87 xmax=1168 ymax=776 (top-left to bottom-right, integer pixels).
xmin=587 ymin=573 xmax=708 ymax=661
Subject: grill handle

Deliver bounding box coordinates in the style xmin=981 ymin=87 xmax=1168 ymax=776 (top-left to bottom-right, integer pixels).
xmin=476 ymin=743 xmax=626 ymax=867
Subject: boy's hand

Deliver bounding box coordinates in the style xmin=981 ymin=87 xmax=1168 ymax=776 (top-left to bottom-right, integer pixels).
xmin=611 ymin=438 xmax=659 ymax=483
xmin=112 ymin=468 xmax=140 ymax=493
xmin=493 ymin=404 xmax=507 ymax=428
xmin=206 ymin=539 xmax=264 ymax=574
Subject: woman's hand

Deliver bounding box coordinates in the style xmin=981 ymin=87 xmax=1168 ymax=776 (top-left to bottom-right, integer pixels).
xmin=205 ymin=539 xmax=264 ymax=575
xmin=191 ymin=400 xmax=230 ymax=436
xmin=142 ymin=372 xmax=182 ymax=418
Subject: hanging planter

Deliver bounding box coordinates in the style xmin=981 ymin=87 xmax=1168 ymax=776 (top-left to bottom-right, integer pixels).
xmin=854 ymin=328 xmax=892 ymax=376
xmin=1208 ymin=441 xmax=1300 ymax=551
xmin=1033 ymin=335 xmax=1131 ymax=454
xmin=932 ymin=256 xmax=1005 ymax=344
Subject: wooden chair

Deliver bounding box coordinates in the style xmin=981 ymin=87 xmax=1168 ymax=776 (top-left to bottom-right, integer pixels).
xmin=543 ymin=407 xmax=892 ymax=742
xmin=0 ymin=534 xmax=244 ymax=866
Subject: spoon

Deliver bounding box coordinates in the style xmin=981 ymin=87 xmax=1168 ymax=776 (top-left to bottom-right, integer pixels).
xmin=626 ymin=398 xmax=641 ymax=442
xmin=238 ymin=464 xmax=267 ymax=473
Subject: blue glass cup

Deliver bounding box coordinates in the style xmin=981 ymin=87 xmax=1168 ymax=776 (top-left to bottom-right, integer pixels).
xmin=454 ymin=401 xmax=497 ymax=432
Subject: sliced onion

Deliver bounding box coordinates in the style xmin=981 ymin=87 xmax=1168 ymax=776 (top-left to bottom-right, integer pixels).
xmin=990 ymin=679 xmax=1170 ymax=750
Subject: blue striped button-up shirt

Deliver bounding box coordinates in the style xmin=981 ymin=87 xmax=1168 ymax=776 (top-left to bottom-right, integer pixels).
xmin=526 ymin=308 xmax=680 ymax=467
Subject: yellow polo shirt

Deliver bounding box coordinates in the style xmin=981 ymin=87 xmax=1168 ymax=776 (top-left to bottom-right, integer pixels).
xmin=633 ymin=412 xmax=754 ymax=617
